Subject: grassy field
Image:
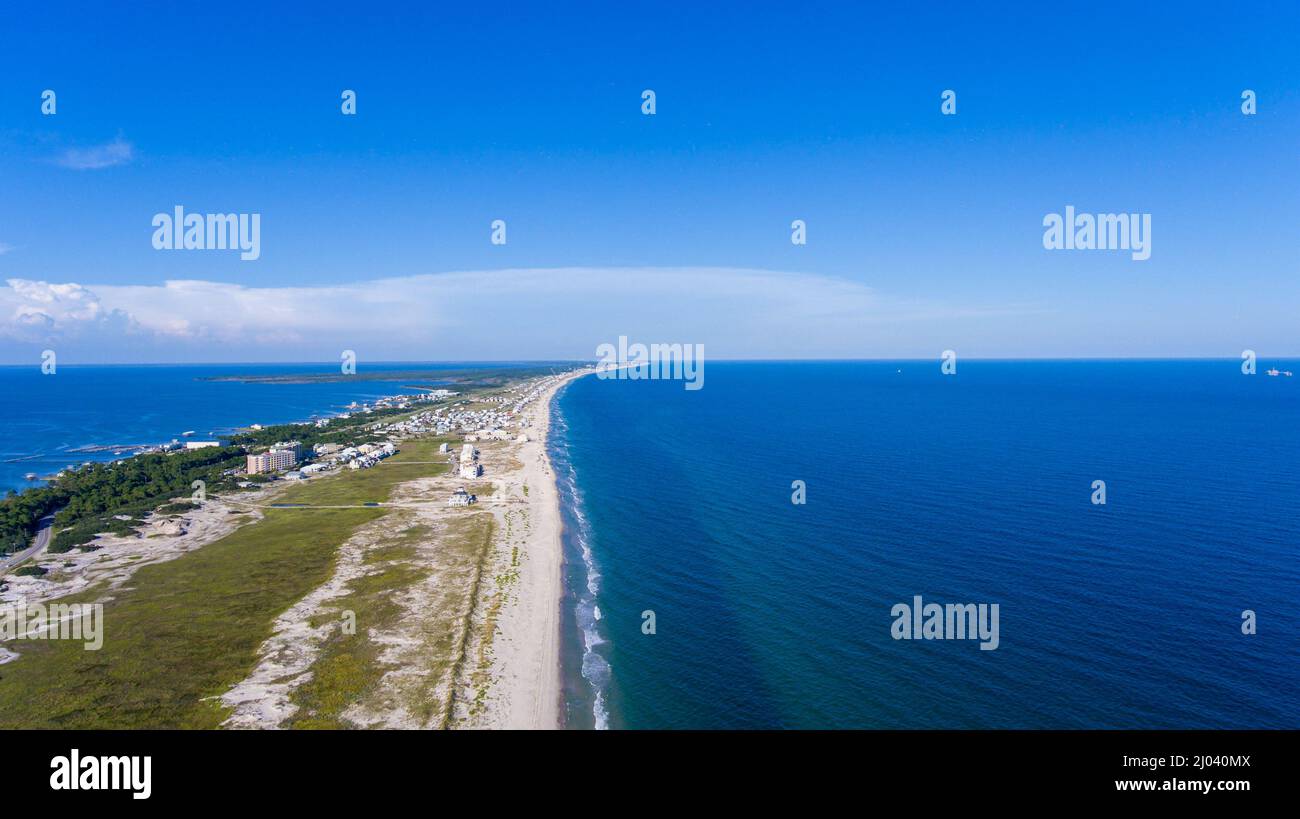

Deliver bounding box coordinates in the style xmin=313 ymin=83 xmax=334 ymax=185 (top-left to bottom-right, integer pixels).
xmin=286 ymin=511 xmax=496 ymax=729
xmin=0 ymin=439 xmax=448 ymax=729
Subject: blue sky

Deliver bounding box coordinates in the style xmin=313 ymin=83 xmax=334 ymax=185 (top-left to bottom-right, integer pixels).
xmin=0 ymin=2 xmax=1297 ymax=362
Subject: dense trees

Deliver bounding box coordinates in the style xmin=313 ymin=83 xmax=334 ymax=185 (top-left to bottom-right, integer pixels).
xmin=0 ymin=446 xmax=246 ymax=556
xmin=1 ymin=402 xmax=416 ymax=557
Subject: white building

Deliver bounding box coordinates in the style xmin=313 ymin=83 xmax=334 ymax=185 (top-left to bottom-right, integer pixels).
xmin=459 ymin=461 xmax=482 ymax=480
xmin=185 ymin=440 xmax=222 ymax=450
xmin=447 ymin=488 xmax=477 ymax=507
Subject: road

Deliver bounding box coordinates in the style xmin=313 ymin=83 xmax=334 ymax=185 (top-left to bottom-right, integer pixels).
xmin=0 ymin=514 xmax=55 ymax=573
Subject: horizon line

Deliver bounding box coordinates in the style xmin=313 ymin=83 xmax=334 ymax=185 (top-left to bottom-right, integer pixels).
xmin=2 ymin=355 xmax=1298 ymax=368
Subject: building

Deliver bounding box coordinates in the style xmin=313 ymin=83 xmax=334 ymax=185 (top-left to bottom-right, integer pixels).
xmin=185 ymin=440 xmax=222 ymax=450
xmin=460 ymin=443 xmax=478 ymax=462
xmin=447 ymin=487 xmax=477 ymax=507
xmin=438 ymin=443 xmax=450 ymax=454
xmin=270 ymin=441 xmax=304 ymax=460
xmin=459 ymin=461 xmax=482 ymax=480
xmin=246 ymin=446 xmax=299 ymax=475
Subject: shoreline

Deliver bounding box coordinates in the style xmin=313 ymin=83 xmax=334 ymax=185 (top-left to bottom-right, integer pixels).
xmin=0 ymin=365 xmax=501 ymax=496
xmin=480 ymin=367 xmax=595 ymax=729
xmin=0 ymin=365 xmax=596 ymax=727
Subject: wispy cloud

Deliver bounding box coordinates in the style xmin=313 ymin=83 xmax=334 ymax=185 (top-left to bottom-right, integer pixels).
xmin=0 ymin=243 xmax=13 ymax=256
xmin=54 ymin=137 xmax=134 ymax=170
xmin=0 ymin=267 xmax=1034 ymax=362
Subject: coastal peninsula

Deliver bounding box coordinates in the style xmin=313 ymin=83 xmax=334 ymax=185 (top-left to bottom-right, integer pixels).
xmin=0 ymin=366 xmax=592 ymax=729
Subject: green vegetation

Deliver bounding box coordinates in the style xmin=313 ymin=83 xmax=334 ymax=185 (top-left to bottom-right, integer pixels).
xmin=13 ymin=565 xmax=47 ymax=577
xmin=203 ymin=365 xmax=560 ymax=387
xmin=445 ymin=513 xmax=498 ymax=725
xmin=0 ymin=440 xmax=449 ymax=729
xmin=0 ymin=487 xmax=61 ymax=555
xmin=156 ymin=501 xmax=200 ymax=515
xmin=287 ymin=545 xmax=432 ymax=729
xmin=1 ymin=445 xmax=247 ymax=557
xmin=288 ymin=506 xmax=499 ymax=729
xmin=226 ymin=405 xmax=415 ymax=452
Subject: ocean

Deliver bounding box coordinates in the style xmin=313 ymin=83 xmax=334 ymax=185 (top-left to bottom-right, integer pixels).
xmin=0 ymin=362 xmax=529 ymax=492
xmin=552 ymin=360 xmax=1300 ymax=729
xmin=4 ymin=360 xmax=1296 ymax=729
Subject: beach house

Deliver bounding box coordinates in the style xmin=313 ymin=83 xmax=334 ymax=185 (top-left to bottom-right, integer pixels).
xmin=447 ymin=487 xmax=477 ymax=507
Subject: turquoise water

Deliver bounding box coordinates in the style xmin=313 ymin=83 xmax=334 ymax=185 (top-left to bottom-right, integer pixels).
xmin=552 ymin=360 xmax=1300 ymax=728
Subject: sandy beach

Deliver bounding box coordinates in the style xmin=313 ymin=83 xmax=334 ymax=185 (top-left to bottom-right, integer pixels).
xmin=217 ymin=367 xmax=593 ymax=729
xmin=0 ymin=369 xmax=593 ymax=728
xmin=468 ymin=367 xmax=590 ymax=728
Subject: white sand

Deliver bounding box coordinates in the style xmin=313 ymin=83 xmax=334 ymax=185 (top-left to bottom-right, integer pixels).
xmin=0 ymin=486 xmax=277 ymax=611
xmin=469 ymin=368 xmax=590 ymax=728
xmin=217 ymin=368 xmax=593 ymax=729
xmin=2 ymin=370 xmax=593 ymax=727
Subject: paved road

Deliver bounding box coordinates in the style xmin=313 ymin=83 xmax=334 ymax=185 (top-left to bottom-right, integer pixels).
xmin=0 ymin=514 xmax=55 ymax=573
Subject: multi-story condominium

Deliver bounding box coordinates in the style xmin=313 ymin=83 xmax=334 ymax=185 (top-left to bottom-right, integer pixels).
xmin=247 ymin=446 xmax=299 ymax=475
xmin=246 ymin=453 xmax=271 ymax=474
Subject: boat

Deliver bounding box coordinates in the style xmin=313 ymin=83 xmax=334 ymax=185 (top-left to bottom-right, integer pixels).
xmin=181 ymin=430 xmax=196 ymax=436
xmin=1266 ymin=368 xmax=1280 ymax=376
xmin=24 ymin=473 xmax=38 ymax=481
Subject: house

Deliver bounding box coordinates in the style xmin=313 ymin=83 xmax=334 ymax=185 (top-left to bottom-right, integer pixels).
xmin=438 ymin=443 xmax=450 ymax=454
xmin=448 ymin=487 xmax=477 ymax=507
xmin=459 ymin=461 xmax=482 ymax=479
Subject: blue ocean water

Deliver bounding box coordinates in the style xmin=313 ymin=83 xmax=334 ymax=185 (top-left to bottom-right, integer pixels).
xmin=553 ymin=361 xmax=1300 ymax=729
xmin=0 ymin=362 xmax=527 ymax=493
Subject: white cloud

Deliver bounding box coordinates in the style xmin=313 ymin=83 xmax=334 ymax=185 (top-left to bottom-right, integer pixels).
xmin=0 ymin=267 xmax=1031 ymax=362
xmin=2 ymin=278 xmax=135 ymax=342
xmin=55 ymin=137 xmax=134 ymax=170
xmin=0 ymin=243 xmax=13 ymax=256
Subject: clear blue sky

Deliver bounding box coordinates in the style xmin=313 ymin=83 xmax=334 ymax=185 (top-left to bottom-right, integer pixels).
xmin=1 ymin=2 xmax=1297 ymax=362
